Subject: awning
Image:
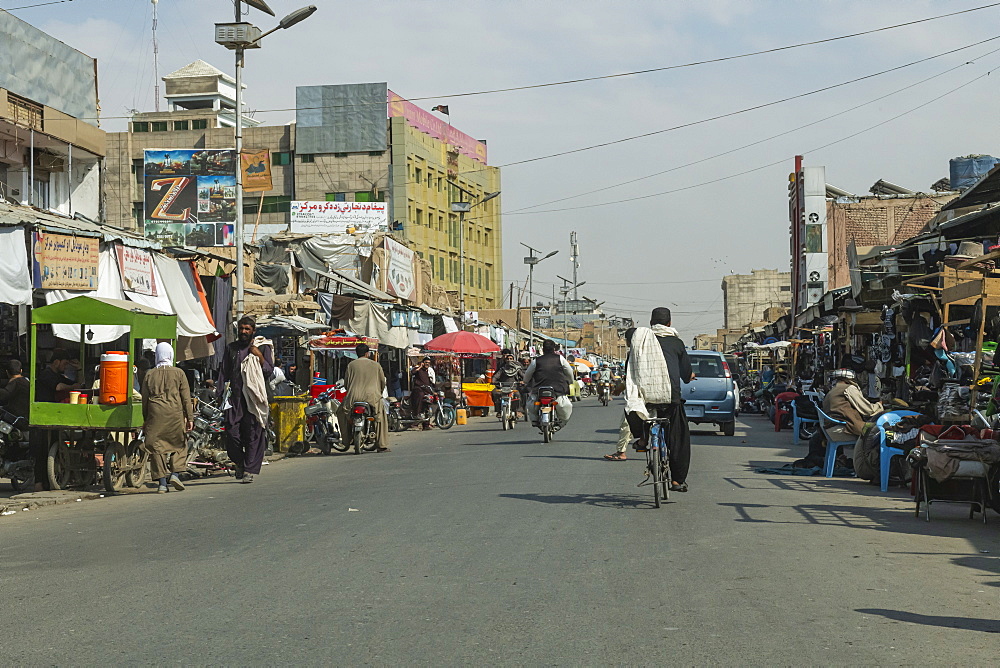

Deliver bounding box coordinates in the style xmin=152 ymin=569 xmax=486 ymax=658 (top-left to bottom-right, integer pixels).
xmin=255 ymin=315 xmax=327 ymax=335
xmin=314 ymin=269 xmax=394 ymax=301
xmin=0 ymin=202 xmax=157 ymax=249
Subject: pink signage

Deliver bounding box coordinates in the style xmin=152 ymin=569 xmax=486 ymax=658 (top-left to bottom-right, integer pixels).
xmin=388 ymin=90 xmax=488 ymax=164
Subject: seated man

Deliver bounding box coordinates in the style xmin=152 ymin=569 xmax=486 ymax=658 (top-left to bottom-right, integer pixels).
xmin=491 ymin=349 xmax=524 ymax=416
xmin=796 ymin=368 xmax=882 ymax=469
xmin=337 ymin=343 xmax=390 ymax=452
xmin=523 ymin=340 xmax=575 ymax=428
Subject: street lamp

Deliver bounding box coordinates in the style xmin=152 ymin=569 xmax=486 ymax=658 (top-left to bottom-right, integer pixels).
xmin=216 ymin=2 xmax=318 ymax=320
xmin=556 ymin=274 xmax=585 ymax=347
xmin=450 ymin=189 xmax=499 ymax=327
xmin=521 ymin=242 xmax=558 ymax=352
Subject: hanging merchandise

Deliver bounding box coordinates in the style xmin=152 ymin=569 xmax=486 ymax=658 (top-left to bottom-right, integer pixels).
xmin=0 ymin=227 xmax=32 ymax=305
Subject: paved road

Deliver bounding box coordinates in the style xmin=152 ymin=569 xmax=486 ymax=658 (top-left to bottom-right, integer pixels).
xmin=3 ymin=398 xmax=997 ymax=664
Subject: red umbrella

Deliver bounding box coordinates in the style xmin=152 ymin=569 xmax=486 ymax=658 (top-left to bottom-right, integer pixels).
xmin=423 ymin=331 xmax=500 ymax=354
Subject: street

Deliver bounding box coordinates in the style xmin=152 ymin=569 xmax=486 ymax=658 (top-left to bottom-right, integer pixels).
xmin=3 ymin=397 xmax=997 ymax=665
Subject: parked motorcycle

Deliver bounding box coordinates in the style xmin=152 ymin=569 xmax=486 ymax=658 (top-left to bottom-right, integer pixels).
xmin=496 ymin=383 xmax=519 ymax=431
xmin=186 ymin=397 xmax=234 ymax=476
xmin=535 ymin=386 xmax=563 ymax=443
xmin=0 ymin=407 xmax=32 ymax=491
xmin=305 ymin=385 xmax=348 ymax=454
xmin=387 ymin=388 xmax=457 ymax=431
xmin=349 ymin=402 xmax=381 ymax=455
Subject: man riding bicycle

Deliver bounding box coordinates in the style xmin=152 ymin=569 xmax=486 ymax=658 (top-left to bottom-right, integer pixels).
xmin=624 ymin=307 xmax=694 ymax=493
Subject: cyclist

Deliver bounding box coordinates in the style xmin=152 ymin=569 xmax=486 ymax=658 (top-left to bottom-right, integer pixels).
xmin=624 ymin=307 xmax=694 ymax=493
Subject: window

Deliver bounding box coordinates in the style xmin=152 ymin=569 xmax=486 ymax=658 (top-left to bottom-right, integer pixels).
xmin=133 ymin=202 xmax=144 ymax=228
xmin=132 ymin=159 xmax=143 ymax=183
xmin=355 ymin=192 xmax=372 ymax=202
xmin=192 ymin=119 xmax=208 ymax=130
xmin=478 ymin=266 xmax=483 ymax=288
xmin=272 ymin=152 xmax=292 ymax=166
xmin=438 ymin=215 xmax=444 ymax=231
xmin=429 ymin=254 xmax=436 ymax=277
xmin=151 ymin=121 xmax=168 ymax=132
xmin=779 ymin=285 xmax=791 ymax=292
xmin=426 ymin=172 xmax=433 ymax=187
xmin=416 ymin=209 xmax=424 ymax=226
xmin=485 ymin=269 xmax=490 ymax=290
xmin=173 ymin=120 xmax=189 ymax=131
xmin=334 ymin=152 xmax=348 ymax=158
xmin=369 ymin=151 xmax=383 ymax=157
xmin=299 ymin=154 xmax=315 ymax=163
xmin=244 ymin=195 xmax=291 ymax=214
xmin=438 ymin=257 xmax=445 ymax=280
xmin=414 ymin=167 xmax=423 ymax=184
xmin=689 ymin=356 xmax=724 ymax=378
xmin=132 ymin=121 xmax=149 ymax=132
xmin=437 ymin=177 xmax=443 ymax=191
xmin=484 ymin=231 xmax=489 ymax=245
xmin=325 ymin=192 xmax=346 ymax=201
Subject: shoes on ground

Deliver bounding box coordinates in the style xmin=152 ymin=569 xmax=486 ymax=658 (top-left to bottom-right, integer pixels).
xmin=169 ymin=474 xmax=185 ymax=491
xmin=234 ymin=464 xmax=245 ymax=480
xmin=157 ymin=483 xmax=168 ymax=494
xmin=670 ymin=481 xmax=689 ymax=493
xmin=241 ymin=473 xmax=255 ymax=484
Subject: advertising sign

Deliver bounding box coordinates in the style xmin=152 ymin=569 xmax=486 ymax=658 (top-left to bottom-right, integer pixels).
xmin=388 ymin=90 xmax=488 ymax=164
xmin=240 ymin=149 xmax=272 ymax=192
xmin=114 ymin=244 xmax=157 ymax=296
xmin=384 ymin=236 xmax=416 ymax=301
xmin=289 ymin=200 xmax=388 ymax=234
xmin=32 ymin=231 xmax=99 ymax=290
xmin=143 ymin=149 xmax=236 ymax=247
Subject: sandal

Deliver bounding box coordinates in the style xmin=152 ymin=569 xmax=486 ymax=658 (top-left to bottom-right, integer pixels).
xmin=603 ymin=452 xmax=627 ymax=461
xmin=375 ymin=447 xmax=391 ymax=453
xmin=670 ymin=482 xmax=689 ymax=493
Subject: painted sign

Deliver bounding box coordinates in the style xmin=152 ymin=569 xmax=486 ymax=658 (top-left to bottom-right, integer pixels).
xmin=289 ymin=200 xmax=388 ymax=234
xmin=240 ymin=149 xmax=272 ymax=192
xmin=384 ymin=236 xmax=416 ymax=301
xmin=114 ymin=244 xmax=157 ymax=296
xmin=143 ymin=149 xmax=236 ymax=247
xmin=388 ymin=90 xmax=488 ymax=164
xmin=32 ymin=231 xmax=99 ymax=290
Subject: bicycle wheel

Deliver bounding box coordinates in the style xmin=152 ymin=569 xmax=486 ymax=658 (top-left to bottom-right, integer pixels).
xmin=103 ymin=441 xmax=128 ymax=494
xmin=651 ymin=455 xmax=661 ymax=508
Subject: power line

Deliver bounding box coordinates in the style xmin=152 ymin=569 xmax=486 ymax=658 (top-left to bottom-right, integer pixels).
xmin=504 ymin=60 xmax=1000 ymax=215
xmin=494 ymin=34 xmax=1000 ymax=169
xmin=507 ymin=46 xmax=1000 ymax=213
xmin=1 ymin=0 xmax=74 ymax=10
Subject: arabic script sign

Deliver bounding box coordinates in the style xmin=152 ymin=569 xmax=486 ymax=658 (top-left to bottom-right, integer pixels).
xmin=115 ymin=244 xmax=157 ymax=296
xmin=32 ymin=232 xmax=99 ymax=290
xmin=289 ymin=200 xmax=388 ymax=234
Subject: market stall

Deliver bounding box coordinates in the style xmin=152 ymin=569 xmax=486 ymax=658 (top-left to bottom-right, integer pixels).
xmin=307 ymin=332 xmax=379 ymax=395
xmin=421 ymin=331 xmax=500 ymax=416
xmin=29 ymin=296 xmax=178 ymax=492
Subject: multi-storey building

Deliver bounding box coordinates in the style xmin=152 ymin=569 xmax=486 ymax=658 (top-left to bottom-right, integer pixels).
xmin=105 ymin=66 xmax=502 ymax=308
xmin=721 ymin=269 xmax=792 ymax=331
xmin=0 ymin=12 xmax=104 ymax=219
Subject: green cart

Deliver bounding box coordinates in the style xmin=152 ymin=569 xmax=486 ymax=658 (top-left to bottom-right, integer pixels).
xmin=29 ymin=296 xmax=178 ymax=493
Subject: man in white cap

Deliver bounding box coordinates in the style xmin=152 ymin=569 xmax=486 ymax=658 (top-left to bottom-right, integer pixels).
xmin=796 ymin=368 xmax=882 ymax=469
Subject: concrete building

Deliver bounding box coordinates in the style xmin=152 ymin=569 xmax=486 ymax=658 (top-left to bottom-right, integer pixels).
xmin=721 ymin=269 xmax=792 ymax=330
xmin=0 ymin=12 xmax=105 ymax=220
xmin=105 ymin=68 xmax=503 ymax=308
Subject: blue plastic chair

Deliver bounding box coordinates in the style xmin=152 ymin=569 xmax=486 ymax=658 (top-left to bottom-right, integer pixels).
xmin=875 ymin=410 xmax=921 ymax=493
xmin=791 ymin=398 xmax=820 ymax=446
xmin=817 ymin=407 xmax=856 ymax=478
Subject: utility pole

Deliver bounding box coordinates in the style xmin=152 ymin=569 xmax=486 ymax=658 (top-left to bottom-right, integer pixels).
xmin=556 ymin=274 xmax=585 ymax=350
xmin=521 ymin=243 xmax=557 ymax=353
xmin=570 ymin=231 xmax=580 ymax=300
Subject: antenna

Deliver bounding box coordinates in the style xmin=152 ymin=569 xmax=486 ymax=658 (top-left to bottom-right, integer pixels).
xmin=570 ymin=231 xmax=580 ymax=299
xmin=151 ymin=0 xmax=160 ymax=112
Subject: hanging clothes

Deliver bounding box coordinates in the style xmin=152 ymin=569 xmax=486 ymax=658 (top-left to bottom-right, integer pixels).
xmin=0 ymin=226 xmax=31 ymax=305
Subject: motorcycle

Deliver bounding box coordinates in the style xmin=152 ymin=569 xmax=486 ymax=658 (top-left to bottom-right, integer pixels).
xmin=0 ymin=407 xmax=32 ymax=491
xmin=186 ymin=397 xmax=234 ymax=476
xmin=535 ymin=386 xmax=562 ymax=443
xmin=387 ymin=387 xmax=457 ymax=431
xmin=496 ymin=383 xmax=519 ymax=431
xmin=349 ymin=402 xmax=381 ymax=455
xmin=305 ymin=384 xmax=348 ymax=454
xmin=597 ymin=381 xmax=611 ymax=406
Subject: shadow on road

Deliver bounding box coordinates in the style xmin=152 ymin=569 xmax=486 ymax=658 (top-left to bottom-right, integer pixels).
xmin=499 ymin=492 xmax=658 ymax=509
xmin=522 ymin=454 xmax=618 ymax=462
xmin=856 ymin=608 xmax=999 ymax=633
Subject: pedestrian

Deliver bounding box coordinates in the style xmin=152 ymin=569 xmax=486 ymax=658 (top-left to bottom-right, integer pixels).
xmin=337 ymin=343 xmax=390 ymax=452
xmin=140 ymin=342 xmax=193 ymax=493
xmin=0 ymin=359 xmax=30 ymax=421
xmin=217 ymin=315 xmax=274 ymax=483
xmin=605 ymin=328 xmax=636 ymax=461
xmin=623 ymin=308 xmax=695 ymax=492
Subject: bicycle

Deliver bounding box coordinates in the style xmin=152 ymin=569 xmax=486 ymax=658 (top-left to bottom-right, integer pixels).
xmin=637 ymin=416 xmax=672 ymax=508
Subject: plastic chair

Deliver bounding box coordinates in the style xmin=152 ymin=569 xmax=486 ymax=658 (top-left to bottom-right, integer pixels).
xmin=816 ymin=408 xmax=856 ymax=478
xmin=875 ymin=410 xmax=921 ymax=493
xmin=773 ymin=398 xmax=790 ymax=432
xmin=792 ymin=398 xmax=819 ymax=446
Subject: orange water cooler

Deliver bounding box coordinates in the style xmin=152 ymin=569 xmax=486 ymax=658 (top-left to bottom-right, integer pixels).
xmin=99 ymin=352 xmax=130 ymax=405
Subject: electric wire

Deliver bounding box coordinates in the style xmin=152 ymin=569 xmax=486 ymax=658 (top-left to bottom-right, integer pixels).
xmin=504 ymin=60 xmax=1000 ymax=215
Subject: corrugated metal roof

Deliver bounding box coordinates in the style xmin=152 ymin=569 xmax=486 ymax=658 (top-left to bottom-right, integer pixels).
xmin=0 ymin=202 xmax=158 ymax=248
xmin=941 ymin=163 xmax=1000 ymax=211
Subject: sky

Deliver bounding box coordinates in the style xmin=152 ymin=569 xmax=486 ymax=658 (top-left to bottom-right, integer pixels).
xmin=12 ymin=0 xmax=1000 ymax=341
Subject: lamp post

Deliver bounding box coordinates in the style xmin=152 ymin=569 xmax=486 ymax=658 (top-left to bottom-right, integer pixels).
xmin=556 ymin=274 xmax=585 ymax=348
xmin=521 ymin=243 xmax=557 ymax=352
xmin=450 ymin=189 xmax=499 ymax=328
xmin=216 ymin=2 xmax=317 ymax=320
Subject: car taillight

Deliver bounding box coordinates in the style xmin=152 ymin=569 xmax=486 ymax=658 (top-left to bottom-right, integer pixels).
xmin=722 ymin=360 xmax=732 ymax=378
xmin=352 ymin=406 xmax=366 ymax=415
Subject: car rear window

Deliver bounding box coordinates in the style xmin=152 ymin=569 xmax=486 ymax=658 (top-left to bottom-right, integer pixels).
xmin=690 ymin=356 xmax=725 ymax=378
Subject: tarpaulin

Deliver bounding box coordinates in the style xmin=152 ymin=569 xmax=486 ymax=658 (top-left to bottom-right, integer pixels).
xmin=154 ymin=254 xmax=216 ymax=338
xmin=346 ymin=301 xmax=408 ymax=349
xmin=211 ymin=274 xmax=232 ymax=368
xmin=254 ymin=262 xmax=290 ymax=294
xmin=45 ymin=249 xmax=129 ymax=343
xmin=0 ymin=226 xmax=31 ymax=305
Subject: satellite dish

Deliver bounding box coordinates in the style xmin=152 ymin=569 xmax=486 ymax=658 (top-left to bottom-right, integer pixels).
xmin=243 ymin=0 xmax=276 ymax=16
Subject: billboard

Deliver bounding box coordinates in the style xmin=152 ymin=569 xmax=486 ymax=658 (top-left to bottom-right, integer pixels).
xmin=240 ymin=149 xmax=272 ymax=192
xmin=388 ymin=90 xmax=487 ymax=164
xmin=289 ymin=201 xmax=388 ymax=235
xmin=32 ymin=231 xmax=99 ymax=290
xmin=384 ymin=236 xmax=416 ymax=301
xmin=143 ymin=149 xmax=236 ymax=247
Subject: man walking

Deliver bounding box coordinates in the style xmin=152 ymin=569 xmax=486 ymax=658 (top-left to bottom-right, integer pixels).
xmin=141 ymin=343 xmax=193 ymax=493
xmin=624 ymin=308 xmax=694 ymax=492
xmin=338 ymin=343 xmax=390 ymax=452
xmin=218 ymin=315 xmax=274 ymax=483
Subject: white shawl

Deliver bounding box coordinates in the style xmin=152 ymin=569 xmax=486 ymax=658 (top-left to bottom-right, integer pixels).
xmin=625 ymin=327 xmax=673 ymax=419
xmin=240 ymin=336 xmax=272 ymax=428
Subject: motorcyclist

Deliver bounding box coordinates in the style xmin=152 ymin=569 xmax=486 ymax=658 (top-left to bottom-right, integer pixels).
xmin=522 ymin=340 xmax=575 ymax=429
xmin=491 ymin=349 xmax=524 ymax=417
xmin=596 ymin=363 xmax=612 ymax=384
xmin=410 ymin=356 xmax=436 ymax=430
